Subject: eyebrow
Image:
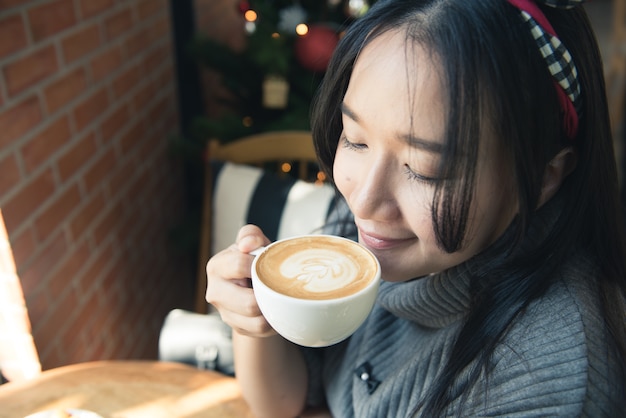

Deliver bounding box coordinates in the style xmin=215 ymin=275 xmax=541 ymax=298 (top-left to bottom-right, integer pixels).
xmin=340 ymin=102 xmax=443 ymax=154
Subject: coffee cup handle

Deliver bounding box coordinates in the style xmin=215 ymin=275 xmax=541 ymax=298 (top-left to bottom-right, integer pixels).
xmin=249 ymin=247 xmax=266 ymax=257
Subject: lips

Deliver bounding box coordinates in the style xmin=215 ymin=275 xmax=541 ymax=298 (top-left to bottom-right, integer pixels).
xmin=357 ymin=227 xmax=414 ymax=251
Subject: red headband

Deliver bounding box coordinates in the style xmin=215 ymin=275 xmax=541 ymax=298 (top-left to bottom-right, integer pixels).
xmin=507 ymin=0 xmax=581 ymax=139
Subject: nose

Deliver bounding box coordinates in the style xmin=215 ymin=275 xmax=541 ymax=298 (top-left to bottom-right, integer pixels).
xmin=349 ymin=157 xmax=400 ymax=222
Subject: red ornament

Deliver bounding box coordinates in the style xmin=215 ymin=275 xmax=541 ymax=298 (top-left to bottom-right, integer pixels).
xmin=238 ymin=0 xmax=250 ymax=14
xmin=294 ymin=25 xmax=339 ymax=73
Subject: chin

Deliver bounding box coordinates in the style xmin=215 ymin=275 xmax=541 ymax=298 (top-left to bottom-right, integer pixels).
xmin=380 ymin=269 xmax=418 ymax=283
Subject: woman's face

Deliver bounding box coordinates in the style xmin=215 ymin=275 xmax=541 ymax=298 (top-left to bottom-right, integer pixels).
xmin=334 ymin=30 xmax=518 ymax=282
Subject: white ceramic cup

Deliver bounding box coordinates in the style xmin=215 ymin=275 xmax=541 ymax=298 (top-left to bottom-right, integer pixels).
xmin=251 ymin=235 xmax=380 ymax=347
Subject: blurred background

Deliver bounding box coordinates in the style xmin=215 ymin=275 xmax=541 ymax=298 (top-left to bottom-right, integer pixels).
xmin=0 ymin=0 xmax=620 ymax=382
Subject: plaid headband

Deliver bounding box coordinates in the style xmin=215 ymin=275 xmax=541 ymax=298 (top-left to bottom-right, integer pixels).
xmin=507 ymin=0 xmax=583 ymax=139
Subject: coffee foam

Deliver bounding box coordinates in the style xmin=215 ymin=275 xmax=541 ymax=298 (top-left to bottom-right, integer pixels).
xmin=256 ymin=236 xmax=378 ymax=300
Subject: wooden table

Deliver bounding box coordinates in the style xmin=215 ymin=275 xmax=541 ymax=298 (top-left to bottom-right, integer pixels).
xmin=0 ymin=360 xmax=252 ymax=418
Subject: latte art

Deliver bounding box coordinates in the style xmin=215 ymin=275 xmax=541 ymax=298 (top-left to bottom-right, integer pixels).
xmin=252 ymin=234 xmax=381 ymax=346
xmin=280 ymin=249 xmax=358 ymax=293
xmin=256 ymin=235 xmax=378 ymax=300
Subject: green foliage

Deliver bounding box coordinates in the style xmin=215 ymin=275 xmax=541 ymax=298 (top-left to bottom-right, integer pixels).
xmin=175 ymin=1 xmax=365 ymax=153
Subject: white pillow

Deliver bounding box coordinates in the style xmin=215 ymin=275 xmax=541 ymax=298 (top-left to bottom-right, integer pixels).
xmin=211 ymin=162 xmax=336 ymax=255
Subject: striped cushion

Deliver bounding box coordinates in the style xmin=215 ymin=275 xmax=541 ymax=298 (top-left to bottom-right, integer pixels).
xmin=211 ymin=161 xmax=337 ymax=255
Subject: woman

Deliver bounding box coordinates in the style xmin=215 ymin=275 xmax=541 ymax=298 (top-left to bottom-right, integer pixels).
xmin=206 ymin=0 xmax=626 ymax=416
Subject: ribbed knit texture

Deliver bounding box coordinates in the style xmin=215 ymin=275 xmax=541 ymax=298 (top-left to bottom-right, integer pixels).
xmin=304 ymin=198 xmax=624 ymax=417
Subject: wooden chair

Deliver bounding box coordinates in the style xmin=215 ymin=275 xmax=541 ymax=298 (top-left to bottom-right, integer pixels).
xmin=194 ymin=130 xmax=335 ymax=313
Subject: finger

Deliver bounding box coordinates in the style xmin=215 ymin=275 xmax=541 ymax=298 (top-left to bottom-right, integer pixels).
xmin=236 ymin=224 xmax=271 ymax=253
xmin=220 ymin=309 xmax=276 ymax=338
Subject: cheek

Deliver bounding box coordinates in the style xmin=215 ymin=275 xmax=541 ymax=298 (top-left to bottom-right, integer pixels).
xmin=399 ymin=191 xmax=436 ymax=238
xmin=333 ymin=148 xmax=354 ymax=194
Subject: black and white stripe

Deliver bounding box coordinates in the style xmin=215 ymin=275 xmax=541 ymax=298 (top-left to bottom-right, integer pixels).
xmin=520 ymin=10 xmax=582 ymax=113
xmin=211 ymin=162 xmax=336 ymax=255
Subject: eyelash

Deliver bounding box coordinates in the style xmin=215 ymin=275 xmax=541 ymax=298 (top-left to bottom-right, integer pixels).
xmin=341 ymin=135 xmax=366 ymax=151
xmin=403 ymin=165 xmax=437 ymax=184
xmin=341 ymin=135 xmax=438 ymax=185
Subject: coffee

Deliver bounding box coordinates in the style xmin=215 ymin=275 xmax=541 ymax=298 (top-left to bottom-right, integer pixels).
xmin=255 ymin=235 xmax=378 ymax=300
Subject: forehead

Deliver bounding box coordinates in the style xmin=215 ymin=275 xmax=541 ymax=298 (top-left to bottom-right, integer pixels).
xmin=344 ymin=29 xmax=445 ymax=140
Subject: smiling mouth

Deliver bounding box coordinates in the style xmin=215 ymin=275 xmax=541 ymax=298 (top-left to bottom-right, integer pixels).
xmin=358 ymin=229 xmax=415 ymax=251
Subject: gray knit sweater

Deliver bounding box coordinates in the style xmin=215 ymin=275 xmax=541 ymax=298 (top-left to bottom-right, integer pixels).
xmin=305 ymin=200 xmax=624 ymax=417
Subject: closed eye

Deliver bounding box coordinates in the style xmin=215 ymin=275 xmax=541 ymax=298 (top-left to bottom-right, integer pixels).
xmin=404 ymin=165 xmax=439 ymax=184
xmin=341 ymin=135 xmax=367 ymax=151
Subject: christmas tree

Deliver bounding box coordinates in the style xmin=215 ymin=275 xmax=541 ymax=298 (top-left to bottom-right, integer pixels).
xmin=178 ymin=0 xmax=375 ymax=156
xmin=169 ymin=0 xmax=375 ymax=255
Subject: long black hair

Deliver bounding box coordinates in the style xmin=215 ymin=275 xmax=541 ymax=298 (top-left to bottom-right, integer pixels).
xmin=311 ymin=0 xmax=626 ymax=415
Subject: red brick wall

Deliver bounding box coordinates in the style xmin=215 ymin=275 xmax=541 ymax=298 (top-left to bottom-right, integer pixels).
xmin=0 ymin=0 xmax=193 ymax=372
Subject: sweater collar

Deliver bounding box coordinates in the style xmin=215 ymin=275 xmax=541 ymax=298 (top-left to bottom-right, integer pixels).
xmin=376 ymin=195 xmax=562 ymax=328
xmin=376 ymin=254 xmax=474 ymax=328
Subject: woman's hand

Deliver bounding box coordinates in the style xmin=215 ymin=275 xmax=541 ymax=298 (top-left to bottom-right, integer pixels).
xmin=207 ymin=226 xmax=309 ymax=418
xmin=205 ymin=224 xmax=276 ymax=338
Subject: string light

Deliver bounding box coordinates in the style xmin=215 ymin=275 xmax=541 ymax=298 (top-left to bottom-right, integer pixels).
xmin=281 ymin=162 xmax=292 ymax=173
xmin=315 ymin=171 xmax=327 ymax=186
xmin=295 ymin=23 xmax=309 ymax=36
xmin=244 ymin=10 xmax=257 ymax=22
xmin=245 ymin=21 xmax=256 ymax=34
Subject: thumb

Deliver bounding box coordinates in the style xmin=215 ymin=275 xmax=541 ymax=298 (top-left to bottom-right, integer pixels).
xmin=236 ymin=224 xmax=270 ymax=253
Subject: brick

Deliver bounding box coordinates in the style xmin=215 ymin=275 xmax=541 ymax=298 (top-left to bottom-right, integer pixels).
xmin=69 ymin=190 xmax=105 ymax=239
xmin=78 ymin=0 xmax=114 ymax=19
xmin=44 ymin=67 xmax=88 ymax=114
xmin=4 ymin=45 xmax=58 ymax=97
xmin=112 ymin=63 xmax=142 ymax=99
xmin=0 ymin=96 xmax=42 ymax=149
xmin=92 ymin=199 xmax=123 ymax=245
xmin=0 ymin=14 xmax=28 ymax=60
xmin=137 ymin=0 xmax=164 ymax=20
xmin=57 ymin=131 xmax=97 ymax=182
xmin=2 ymin=169 xmax=56 ymax=232
xmin=0 ymin=153 xmax=20 ymax=197
xmin=124 ymin=26 xmax=150 ymax=57
xmin=157 ymin=61 xmax=174 ymax=88
xmin=153 ymin=15 xmax=171 ymax=39
xmin=74 ymin=243 xmax=113 ymax=294
xmin=117 ymin=119 xmax=146 ymax=156
xmin=100 ymin=103 xmax=130 ymax=143
xmin=47 ymin=241 xmax=90 ymax=302
xmin=132 ymin=79 xmax=157 ymax=112
xmin=83 ymin=148 xmax=115 ymax=192
xmin=72 ymin=88 xmax=109 ymax=132
xmin=83 ymin=292 xmax=109 ymax=339
xmin=28 ymin=0 xmax=77 ymax=42
xmin=18 ymin=231 xmax=68 ymax=296
xmin=61 ymin=24 xmax=101 ymax=64
xmin=90 ymin=45 xmax=123 ymax=82
xmin=24 ymin=289 xmax=49 ymax=333
xmin=0 ymin=0 xmax=30 ymax=9
xmin=32 ymin=279 xmax=77 ymax=352
xmin=34 ymin=184 xmax=81 ymax=239
xmin=61 ymin=290 xmax=100 ymax=362
xmin=146 ymin=94 xmax=170 ymax=129
xmin=39 ymin=346 xmax=63 ymax=370
xmin=9 ymin=227 xmax=36 ymax=271
xmin=104 ymin=8 xmax=133 ymax=40
xmin=107 ymin=157 xmax=134 ymax=196
xmin=142 ymin=43 xmax=170 ymax=75
xmin=21 ymin=116 xmax=72 ymax=174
